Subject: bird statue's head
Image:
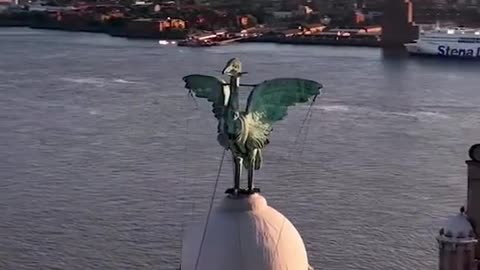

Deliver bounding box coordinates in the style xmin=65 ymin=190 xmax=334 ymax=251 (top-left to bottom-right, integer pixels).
xmin=222 ymin=58 xmax=242 ymax=77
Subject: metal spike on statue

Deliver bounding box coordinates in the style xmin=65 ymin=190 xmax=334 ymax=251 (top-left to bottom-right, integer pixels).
xmin=183 ymin=58 xmax=323 ymax=196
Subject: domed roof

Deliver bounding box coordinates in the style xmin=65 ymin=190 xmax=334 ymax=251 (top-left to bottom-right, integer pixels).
xmin=181 ymin=194 xmax=310 ymax=270
xmin=438 ymin=207 xmax=475 ymax=241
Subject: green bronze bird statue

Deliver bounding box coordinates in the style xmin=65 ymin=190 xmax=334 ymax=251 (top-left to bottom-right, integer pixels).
xmin=183 ymin=58 xmax=322 ymax=195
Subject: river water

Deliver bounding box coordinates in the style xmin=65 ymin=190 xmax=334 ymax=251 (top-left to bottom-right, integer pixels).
xmin=1 ymin=27 xmax=480 ymax=270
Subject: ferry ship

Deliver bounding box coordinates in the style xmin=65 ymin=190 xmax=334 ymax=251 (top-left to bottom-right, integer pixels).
xmin=405 ymin=27 xmax=480 ymax=58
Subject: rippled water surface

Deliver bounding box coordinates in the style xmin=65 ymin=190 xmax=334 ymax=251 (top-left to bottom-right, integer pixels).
xmin=1 ymin=28 xmax=480 ymax=270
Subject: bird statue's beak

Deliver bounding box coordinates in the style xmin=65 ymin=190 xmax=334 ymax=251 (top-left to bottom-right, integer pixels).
xmin=222 ymin=68 xmax=247 ymax=77
xmin=222 ymin=65 xmax=233 ymax=75
xmin=222 ymin=58 xmax=242 ymax=76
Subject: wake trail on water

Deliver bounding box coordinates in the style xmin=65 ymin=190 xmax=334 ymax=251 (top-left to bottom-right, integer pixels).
xmin=315 ymin=104 xmax=451 ymax=121
xmin=60 ymin=77 xmax=149 ymax=86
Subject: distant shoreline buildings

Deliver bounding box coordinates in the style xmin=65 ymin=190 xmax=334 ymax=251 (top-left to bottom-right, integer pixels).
xmin=0 ymin=0 xmax=480 ymax=46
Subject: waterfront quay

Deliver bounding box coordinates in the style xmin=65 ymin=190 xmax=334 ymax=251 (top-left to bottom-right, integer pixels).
xmin=1 ymin=0 xmax=479 ymax=47
xmin=0 ymin=5 xmax=383 ymax=47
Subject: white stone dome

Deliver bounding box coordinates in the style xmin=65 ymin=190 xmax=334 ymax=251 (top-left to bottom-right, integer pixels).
xmin=181 ymin=193 xmax=311 ymax=270
xmin=438 ymin=208 xmax=475 ymax=240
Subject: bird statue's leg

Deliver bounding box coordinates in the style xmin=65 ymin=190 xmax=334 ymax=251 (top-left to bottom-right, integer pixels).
xmin=234 ymin=156 xmax=242 ymax=192
xmin=247 ymin=169 xmax=260 ymax=194
xmin=226 ymin=155 xmax=242 ymax=195
xmin=247 ymin=150 xmax=260 ymax=194
xmin=247 ymin=167 xmax=254 ymax=193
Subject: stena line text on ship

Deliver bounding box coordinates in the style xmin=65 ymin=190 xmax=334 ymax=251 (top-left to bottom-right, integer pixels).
xmin=437 ymin=45 xmax=480 ymax=57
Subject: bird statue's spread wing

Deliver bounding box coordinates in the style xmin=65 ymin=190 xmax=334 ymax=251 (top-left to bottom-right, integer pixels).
xmin=183 ymin=74 xmax=229 ymax=120
xmin=239 ymin=78 xmax=322 ymax=153
xmin=246 ymin=78 xmax=322 ymax=125
xmin=183 ymin=74 xmax=230 ymax=147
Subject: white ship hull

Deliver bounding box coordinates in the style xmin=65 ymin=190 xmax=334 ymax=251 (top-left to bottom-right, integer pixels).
xmin=405 ymin=27 xmax=480 ymax=59
xmin=405 ymin=42 xmax=480 ymax=58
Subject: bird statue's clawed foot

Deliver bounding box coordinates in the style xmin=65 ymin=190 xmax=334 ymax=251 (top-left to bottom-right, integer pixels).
xmin=225 ymin=188 xmax=242 ymax=196
xmin=245 ymin=187 xmax=261 ymax=195
xmin=225 ymin=187 xmax=260 ymax=195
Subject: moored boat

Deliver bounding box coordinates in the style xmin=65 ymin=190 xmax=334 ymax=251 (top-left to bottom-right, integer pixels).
xmin=177 ymin=39 xmax=219 ymax=47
